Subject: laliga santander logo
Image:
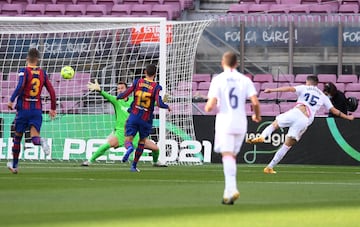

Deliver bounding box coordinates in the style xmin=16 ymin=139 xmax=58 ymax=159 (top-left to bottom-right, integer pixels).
xmin=244 ymin=121 xmax=286 ymax=164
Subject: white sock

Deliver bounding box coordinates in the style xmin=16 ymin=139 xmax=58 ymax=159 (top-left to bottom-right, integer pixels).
xmin=261 ymin=124 xmax=275 ymax=139
xmin=268 ymin=144 xmax=291 ymax=168
xmin=222 ymin=155 xmax=237 ymax=196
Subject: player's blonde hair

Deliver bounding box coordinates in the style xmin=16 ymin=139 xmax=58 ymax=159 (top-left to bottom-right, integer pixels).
xmin=222 ymin=51 xmax=238 ymax=68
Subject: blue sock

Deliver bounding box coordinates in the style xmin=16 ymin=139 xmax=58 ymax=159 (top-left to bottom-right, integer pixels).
xmin=123 ymin=140 xmax=134 ymax=162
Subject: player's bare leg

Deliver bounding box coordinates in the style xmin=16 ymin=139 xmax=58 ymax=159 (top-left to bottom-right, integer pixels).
xmin=264 ymin=137 xmax=297 ymax=174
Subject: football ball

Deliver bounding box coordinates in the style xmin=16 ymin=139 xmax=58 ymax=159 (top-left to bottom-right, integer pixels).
xmin=61 ymin=66 xmax=75 ymax=79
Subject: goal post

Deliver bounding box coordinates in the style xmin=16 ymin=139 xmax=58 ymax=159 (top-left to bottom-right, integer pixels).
xmin=0 ymin=17 xmax=212 ymax=165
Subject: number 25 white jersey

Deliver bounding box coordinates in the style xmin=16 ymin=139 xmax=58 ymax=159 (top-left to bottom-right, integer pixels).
xmin=207 ymin=69 xmax=257 ymax=134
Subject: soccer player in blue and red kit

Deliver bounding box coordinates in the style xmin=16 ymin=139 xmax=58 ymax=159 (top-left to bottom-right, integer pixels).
xmin=117 ymin=64 xmax=171 ymax=172
xmin=7 ymin=48 xmax=57 ymax=174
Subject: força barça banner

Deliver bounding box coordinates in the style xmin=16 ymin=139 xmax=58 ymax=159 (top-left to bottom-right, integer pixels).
xmin=0 ymin=114 xmax=359 ymax=165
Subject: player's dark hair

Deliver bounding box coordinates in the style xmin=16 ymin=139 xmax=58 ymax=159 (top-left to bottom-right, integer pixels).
xmin=145 ymin=64 xmax=156 ymax=76
xmin=306 ymin=75 xmax=319 ymax=85
xmin=27 ymin=48 xmax=40 ymax=60
xmin=118 ymin=81 xmax=127 ymax=88
xmin=223 ymin=51 xmax=238 ymax=68
xmin=323 ymin=82 xmax=338 ymax=96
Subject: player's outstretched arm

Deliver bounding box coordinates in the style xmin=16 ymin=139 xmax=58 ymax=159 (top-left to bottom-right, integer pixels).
xmin=264 ymin=86 xmax=295 ymax=93
xmin=329 ymin=107 xmax=355 ymax=120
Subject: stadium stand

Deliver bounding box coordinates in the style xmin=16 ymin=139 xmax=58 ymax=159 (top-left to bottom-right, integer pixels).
xmin=1 ymin=0 xmax=360 ymax=117
xmin=0 ymin=0 xmax=191 ymax=19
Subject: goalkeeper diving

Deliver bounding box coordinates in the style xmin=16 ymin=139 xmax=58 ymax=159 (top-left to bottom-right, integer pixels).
xmin=81 ymin=79 xmax=167 ymax=167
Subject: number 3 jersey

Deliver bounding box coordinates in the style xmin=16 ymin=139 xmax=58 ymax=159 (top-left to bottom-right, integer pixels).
xmin=208 ymin=69 xmax=257 ymax=134
xmin=294 ymin=85 xmax=333 ymax=124
xmin=10 ymin=66 xmax=56 ymax=111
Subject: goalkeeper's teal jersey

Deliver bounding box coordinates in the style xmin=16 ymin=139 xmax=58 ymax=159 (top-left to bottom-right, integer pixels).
xmin=100 ymin=90 xmax=133 ymax=131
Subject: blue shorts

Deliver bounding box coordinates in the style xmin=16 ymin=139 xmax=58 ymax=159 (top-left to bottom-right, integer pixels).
xmin=125 ymin=114 xmax=152 ymax=139
xmin=14 ymin=109 xmax=42 ymax=133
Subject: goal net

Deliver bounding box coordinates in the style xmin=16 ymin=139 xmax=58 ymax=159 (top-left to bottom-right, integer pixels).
xmin=0 ymin=17 xmax=211 ymax=165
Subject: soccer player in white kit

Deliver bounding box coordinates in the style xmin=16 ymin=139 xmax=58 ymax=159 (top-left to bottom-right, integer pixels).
xmin=247 ymin=75 xmax=354 ymax=174
xmin=205 ymin=51 xmax=261 ymax=205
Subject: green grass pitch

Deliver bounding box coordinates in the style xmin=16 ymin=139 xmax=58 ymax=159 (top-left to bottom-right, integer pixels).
xmin=0 ymin=161 xmax=359 ymax=227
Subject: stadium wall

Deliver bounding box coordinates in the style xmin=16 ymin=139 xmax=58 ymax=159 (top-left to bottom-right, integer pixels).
xmin=1 ymin=114 xmax=359 ymax=165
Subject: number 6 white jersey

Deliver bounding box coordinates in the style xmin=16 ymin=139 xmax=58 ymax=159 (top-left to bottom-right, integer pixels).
xmin=294 ymin=85 xmax=333 ymax=124
xmin=207 ymin=69 xmax=257 ymax=134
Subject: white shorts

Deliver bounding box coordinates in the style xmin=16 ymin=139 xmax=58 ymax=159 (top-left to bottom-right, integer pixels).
xmin=214 ymin=131 xmax=245 ymax=155
xmin=276 ymin=107 xmax=309 ymax=141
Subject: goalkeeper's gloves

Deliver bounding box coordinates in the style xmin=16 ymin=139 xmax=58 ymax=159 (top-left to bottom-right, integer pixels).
xmin=87 ymin=79 xmax=101 ymax=92
xmin=163 ymin=93 xmax=169 ymax=103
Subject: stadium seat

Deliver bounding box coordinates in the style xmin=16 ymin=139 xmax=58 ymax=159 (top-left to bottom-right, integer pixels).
xmin=315 ymin=105 xmax=328 ymax=117
xmin=345 ymin=91 xmax=360 ymax=100
xmin=318 ymin=74 xmax=337 ymax=83
xmin=300 ymin=0 xmax=318 ymax=4
xmin=268 ymin=4 xmax=292 ymax=14
xmin=78 ymin=0 xmax=97 ymax=4
xmin=176 ymin=81 xmax=193 ymax=90
xmin=247 ymin=4 xmax=271 ymax=13
xmin=288 ymin=4 xmax=310 ymax=13
xmin=85 ymin=4 xmax=108 ymax=16
xmin=261 ymin=103 xmax=280 ymax=116
xmin=227 ymin=4 xmax=249 ymax=14
xmin=253 ymin=74 xmax=273 ymax=83
xmin=279 ymin=91 xmax=297 ymax=101
xmin=144 ymin=0 xmax=164 ymax=3
xmin=5 ymin=0 xmax=31 ymax=4
xmin=273 ymin=74 xmax=295 ymax=83
xmin=308 ymin=3 xmax=338 ymax=14
xmin=1 ymin=80 xmax=18 ymax=89
xmin=110 ymin=4 xmax=131 ymax=16
xmin=34 ymin=0 xmax=57 ymax=4
xmin=44 ymin=4 xmax=66 ymax=16
xmin=260 ymin=82 xmax=283 ymax=91
xmin=279 ymin=102 xmax=295 ymax=112
xmin=334 ymin=83 xmax=345 ymax=92
xmin=338 ymin=3 xmax=359 ymax=13
xmin=258 ymin=91 xmax=279 ymax=101
xmin=345 ymin=83 xmax=360 ymax=92
xmin=295 ymin=74 xmax=309 ymax=82
xmin=197 ymin=81 xmax=211 ymax=90
xmin=151 ymin=4 xmax=181 ymax=20
xmin=130 ymin=4 xmax=152 ymax=16
xmin=1 ymin=4 xmax=24 ymax=16
xmin=193 ymin=74 xmax=211 ymax=82
xmin=259 ymin=0 xmax=280 ymax=3
xmin=57 ymin=0 xmax=78 ymax=4
xmin=23 ymin=4 xmax=46 ymax=16
xmin=95 ymin=0 xmax=119 ymax=8
xmin=337 ymin=74 xmax=358 ymax=83
xmin=64 ymin=4 xmax=86 ymax=16
xmin=253 ymin=82 xmax=261 ymax=93
xmin=123 ymin=0 xmax=144 ymax=3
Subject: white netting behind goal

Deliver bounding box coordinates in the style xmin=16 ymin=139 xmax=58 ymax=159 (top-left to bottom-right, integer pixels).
xmin=0 ymin=18 xmax=211 ymax=165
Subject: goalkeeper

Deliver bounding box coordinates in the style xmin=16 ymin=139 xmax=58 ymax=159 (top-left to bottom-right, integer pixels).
xmin=81 ymin=80 xmax=167 ymax=167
